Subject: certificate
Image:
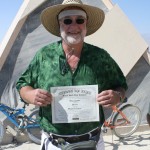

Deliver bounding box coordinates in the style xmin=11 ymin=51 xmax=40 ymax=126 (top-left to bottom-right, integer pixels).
xmin=51 ymin=85 xmax=99 ymax=123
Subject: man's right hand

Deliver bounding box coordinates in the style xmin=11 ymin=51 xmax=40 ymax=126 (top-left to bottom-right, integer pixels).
xmin=20 ymin=86 xmax=52 ymax=106
xmin=31 ymin=89 xmax=52 ymax=106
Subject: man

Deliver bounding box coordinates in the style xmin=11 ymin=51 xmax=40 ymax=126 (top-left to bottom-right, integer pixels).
xmin=16 ymin=0 xmax=127 ymax=149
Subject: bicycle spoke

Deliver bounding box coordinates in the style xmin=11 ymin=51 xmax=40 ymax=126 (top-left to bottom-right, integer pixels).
xmin=26 ymin=110 xmax=41 ymax=144
xmin=113 ymin=104 xmax=141 ymax=138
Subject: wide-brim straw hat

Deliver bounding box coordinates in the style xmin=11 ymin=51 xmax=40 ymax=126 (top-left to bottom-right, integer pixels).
xmin=41 ymin=0 xmax=105 ymax=37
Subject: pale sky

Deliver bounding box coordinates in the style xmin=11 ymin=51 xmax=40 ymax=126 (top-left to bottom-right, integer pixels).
xmin=0 ymin=0 xmax=150 ymax=45
xmin=0 ymin=0 xmax=23 ymax=44
xmin=112 ymin=0 xmax=150 ymax=35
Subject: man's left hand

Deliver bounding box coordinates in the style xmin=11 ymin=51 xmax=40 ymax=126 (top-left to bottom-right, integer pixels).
xmin=97 ymin=90 xmax=121 ymax=108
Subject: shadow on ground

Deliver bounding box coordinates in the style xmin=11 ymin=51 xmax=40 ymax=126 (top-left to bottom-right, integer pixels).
xmin=0 ymin=142 xmax=30 ymax=150
xmin=104 ymin=133 xmax=150 ymax=150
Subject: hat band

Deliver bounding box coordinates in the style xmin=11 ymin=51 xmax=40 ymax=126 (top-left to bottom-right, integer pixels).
xmin=58 ymin=9 xmax=87 ymax=20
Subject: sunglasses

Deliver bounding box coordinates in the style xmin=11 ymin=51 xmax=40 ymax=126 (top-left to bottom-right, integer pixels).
xmin=62 ymin=18 xmax=85 ymax=25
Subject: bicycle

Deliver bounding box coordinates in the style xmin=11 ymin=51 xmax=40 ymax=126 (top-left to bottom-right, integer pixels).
xmin=0 ymin=102 xmax=41 ymax=144
xmin=102 ymin=102 xmax=141 ymax=138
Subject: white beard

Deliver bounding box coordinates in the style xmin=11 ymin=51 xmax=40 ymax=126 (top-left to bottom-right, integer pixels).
xmin=60 ymin=27 xmax=86 ymax=45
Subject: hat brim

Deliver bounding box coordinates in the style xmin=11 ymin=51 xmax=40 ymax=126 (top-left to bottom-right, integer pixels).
xmin=41 ymin=3 xmax=105 ymax=37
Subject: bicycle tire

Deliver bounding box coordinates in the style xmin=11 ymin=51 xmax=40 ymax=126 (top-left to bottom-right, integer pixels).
xmin=27 ymin=109 xmax=41 ymax=144
xmin=113 ymin=104 xmax=141 ymax=138
xmin=0 ymin=121 xmax=4 ymax=143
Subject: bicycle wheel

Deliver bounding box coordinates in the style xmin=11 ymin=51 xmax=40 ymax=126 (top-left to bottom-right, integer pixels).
xmin=113 ymin=104 xmax=141 ymax=138
xmin=0 ymin=121 xmax=4 ymax=143
xmin=27 ymin=109 xmax=41 ymax=144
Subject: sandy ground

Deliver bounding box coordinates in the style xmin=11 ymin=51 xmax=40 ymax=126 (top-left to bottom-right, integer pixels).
xmin=0 ymin=129 xmax=149 ymax=150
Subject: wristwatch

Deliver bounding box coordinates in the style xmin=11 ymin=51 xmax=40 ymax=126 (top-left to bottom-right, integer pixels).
xmin=115 ymin=91 xmax=124 ymax=103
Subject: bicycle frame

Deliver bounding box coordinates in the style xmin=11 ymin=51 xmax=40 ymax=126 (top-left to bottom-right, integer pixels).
xmin=103 ymin=105 xmax=130 ymax=129
xmin=0 ymin=103 xmax=39 ymax=129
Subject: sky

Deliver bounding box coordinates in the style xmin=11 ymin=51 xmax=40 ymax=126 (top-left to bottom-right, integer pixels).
xmin=0 ymin=0 xmax=23 ymax=44
xmin=112 ymin=0 xmax=150 ymax=36
xmin=0 ymin=0 xmax=150 ymax=45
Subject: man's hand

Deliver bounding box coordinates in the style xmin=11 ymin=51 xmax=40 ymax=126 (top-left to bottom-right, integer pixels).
xmin=31 ymin=89 xmax=52 ymax=106
xmin=97 ymin=90 xmax=121 ymax=108
xmin=20 ymin=86 xmax=52 ymax=106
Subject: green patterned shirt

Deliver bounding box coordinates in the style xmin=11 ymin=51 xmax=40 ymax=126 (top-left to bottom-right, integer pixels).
xmin=16 ymin=41 xmax=127 ymax=135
